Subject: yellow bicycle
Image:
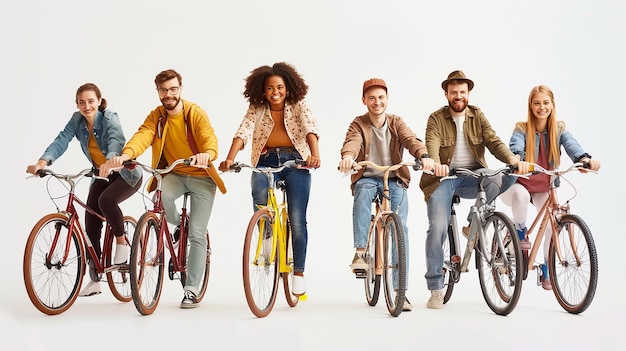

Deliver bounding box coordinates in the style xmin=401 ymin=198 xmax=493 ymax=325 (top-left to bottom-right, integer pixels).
xmin=227 ymin=159 xmax=306 ymax=318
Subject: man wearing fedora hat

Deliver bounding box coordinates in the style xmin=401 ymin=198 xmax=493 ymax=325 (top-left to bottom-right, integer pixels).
xmin=419 ymin=70 xmax=522 ymax=309
xmin=339 ymin=78 xmax=434 ymax=312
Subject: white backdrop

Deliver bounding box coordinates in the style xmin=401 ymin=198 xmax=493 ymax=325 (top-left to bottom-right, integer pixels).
xmin=3 ymin=1 xmax=624 ymax=350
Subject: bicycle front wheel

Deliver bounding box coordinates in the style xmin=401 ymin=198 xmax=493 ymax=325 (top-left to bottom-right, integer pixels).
xmin=475 ymin=212 xmax=523 ymax=316
xmin=442 ymin=223 xmax=458 ymax=304
xmin=382 ymin=213 xmax=406 ymax=317
xmin=130 ymin=212 xmax=165 ymax=316
xmin=243 ymin=208 xmax=279 ymax=318
xmin=106 ymin=216 xmax=137 ymax=302
xmin=364 ymin=220 xmax=380 ymax=306
xmin=550 ymin=214 xmax=598 ymax=314
xmin=23 ymin=213 xmax=84 ymax=315
xmin=281 ymin=217 xmax=299 ymax=307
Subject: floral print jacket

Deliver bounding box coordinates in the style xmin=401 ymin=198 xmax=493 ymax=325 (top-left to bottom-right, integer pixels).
xmin=233 ymin=100 xmax=320 ymax=166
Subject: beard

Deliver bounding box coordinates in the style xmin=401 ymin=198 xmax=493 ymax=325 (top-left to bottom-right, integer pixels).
xmin=448 ymin=97 xmax=467 ymax=113
xmin=161 ymin=96 xmax=180 ymax=110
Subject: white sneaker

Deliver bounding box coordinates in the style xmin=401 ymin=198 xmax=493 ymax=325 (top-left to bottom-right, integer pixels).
xmin=403 ymin=297 xmax=413 ymax=311
xmin=113 ymin=244 xmax=130 ymax=264
xmin=79 ymin=280 xmax=102 ymax=297
xmin=292 ymin=275 xmax=306 ymax=296
xmin=426 ymin=290 xmax=444 ymax=309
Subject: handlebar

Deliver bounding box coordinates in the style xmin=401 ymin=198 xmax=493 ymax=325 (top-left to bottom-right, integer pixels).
xmin=525 ymin=162 xmax=595 ymax=177
xmin=340 ymin=159 xmax=424 ymax=175
xmin=227 ymin=159 xmax=308 ymax=174
xmin=442 ymin=165 xmax=515 ymax=181
xmin=122 ymin=158 xmax=196 ymax=176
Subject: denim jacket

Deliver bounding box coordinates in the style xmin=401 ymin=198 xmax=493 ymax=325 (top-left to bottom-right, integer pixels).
xmin=509 ymin=121 xmax=587 ymax=168
xmin=40 ymin=109 xmax=142 ymax=187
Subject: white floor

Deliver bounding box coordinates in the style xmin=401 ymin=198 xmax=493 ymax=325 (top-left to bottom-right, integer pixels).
xmin=5 ymin=237 xmax=624 ymax=351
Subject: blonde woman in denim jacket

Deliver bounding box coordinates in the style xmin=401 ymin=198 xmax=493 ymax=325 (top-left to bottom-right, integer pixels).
xmin=26 ymin=83 xmax=142 ymax=297
xmin=499 ymin=85 xmax=601 ymax=290
xmin=219 ymin=62 xmax=320 ymax=297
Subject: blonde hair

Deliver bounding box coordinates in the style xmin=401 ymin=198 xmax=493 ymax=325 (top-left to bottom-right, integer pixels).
xmin=524 ymin=85 xmax=561 ymax=168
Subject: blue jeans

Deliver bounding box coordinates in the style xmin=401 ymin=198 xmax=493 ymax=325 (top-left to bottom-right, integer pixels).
xmin=161 ymin=173 xmax=216 ymax=295
xmin=424 ymin=169 xmax=515 ymax=290
xmin=353 ymin=177 xmax=410 ymax=289
xmin=251 ymin=150 xmax=311 ymax=273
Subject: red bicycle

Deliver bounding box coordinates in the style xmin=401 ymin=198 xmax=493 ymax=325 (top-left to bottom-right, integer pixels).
xmin=23 ymin=167 xmax=136 ymax=315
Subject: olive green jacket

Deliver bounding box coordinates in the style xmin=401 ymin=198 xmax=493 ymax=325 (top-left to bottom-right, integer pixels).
xmin=419 ymin=105 xmax=513 ymax=202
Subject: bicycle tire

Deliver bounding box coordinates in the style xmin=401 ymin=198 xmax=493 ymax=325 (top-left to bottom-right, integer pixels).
xmin=106 ymin=216 xmax=137 ymax=302
xmin=442 ymin=223 xmax=457 ymax=304
xmin=242 ymin=208 xmax=279 ymax=318
xmin=180 ymin=230 xmax=211 ymax=303
xmin=382 ymin=212 xmax=406 ymax=317
xmin=282 ymin=217 xmax=300 ymax=307
xmin=129 ymin=212 xmax=165 ymax=316
xmin=364 ymin=219 xmax=381 ymax=306
xmin=23 ymin=213 xmax=84 ymax=315
xmin=550 ymin=214 xmax=598 ymax=314
xmin=475 ymin=212 xmax=523 ymax=316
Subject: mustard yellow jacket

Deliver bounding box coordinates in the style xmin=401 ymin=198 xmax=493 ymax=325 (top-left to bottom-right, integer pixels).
xmin=122 ymin=99 xmax=225 ymax=193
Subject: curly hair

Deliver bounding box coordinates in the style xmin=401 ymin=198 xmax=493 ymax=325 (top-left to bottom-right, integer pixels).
xmin=243 ymin=62 xmax=309 ymax=106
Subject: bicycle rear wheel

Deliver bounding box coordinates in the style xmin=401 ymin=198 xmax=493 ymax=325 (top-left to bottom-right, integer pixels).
xmin=475 ymin=212 xmax=523 ymax=316
xmin=364 ymin=220 xmax=380 ymax=306
xmin=550 ymin=214 xmax=598 ymax=314
xmin=130 ymin=212 xmax=165 ymax=315
xmin=442 ymin=223 xmax=457 ymax=304
xmin=382 ymin=213 xmax=406 ymax=317
xmin=282 ymin=217 xmax=300 ymax=307
xmin=243 ymin=208 xmax=279 ymax=318
xmin=180 ymin=230 xmax=212 ymax=303
xmin=23 ymin=213 xmax=84 ymax=315
xmin=106 ymin=216 xmax=136 ymax=302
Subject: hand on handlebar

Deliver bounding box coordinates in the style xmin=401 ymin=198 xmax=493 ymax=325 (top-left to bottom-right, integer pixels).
xmin=579 ymin=158 xmax=601 ymax=173
xmin=191 ymin=153 xmax=212 ymax=168
xmin=338 ymin=155 xmax=360 ymax=173
xmin=219 ymin=159 xmax=235 ymax=172
xmin=305 ymin=155 xmax=321 ymax=169
xmin=99 ymin=155 xmax=130 ymax=178
xmin=432 ymin=162 xmax=449 ymax=177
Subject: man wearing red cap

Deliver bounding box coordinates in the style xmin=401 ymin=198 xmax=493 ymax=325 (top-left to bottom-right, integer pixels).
xmin=419 ymin=70 xmax=521 ymax=309
xmin=339 ymin=78 xmax=434 ymax=312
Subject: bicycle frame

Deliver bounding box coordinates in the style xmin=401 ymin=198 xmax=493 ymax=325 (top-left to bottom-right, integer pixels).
xmin=130 ymin=160 xmax=193 ymax=273
xmin=41 ymin=169 xmax=124 ymax=273
xmin=252 ymin=171 xmax=290 ymax=274
xmin=524 ymin=163 xmax=586 ymax=275
xmin=365 ymin=186 xmax=394 ymax=276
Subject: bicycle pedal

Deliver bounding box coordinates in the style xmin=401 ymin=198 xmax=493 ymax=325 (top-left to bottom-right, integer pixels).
xmin=353 ymin=269 xmax=366 ymax=278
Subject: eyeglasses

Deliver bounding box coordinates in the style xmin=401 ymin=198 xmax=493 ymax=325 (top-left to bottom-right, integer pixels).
xmin=157 ymin=86 xmax=180 ymax=95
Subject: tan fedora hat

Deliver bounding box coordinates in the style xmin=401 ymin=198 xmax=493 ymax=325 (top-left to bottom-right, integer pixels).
xmin=441 ymin=70 xmax=474 ymax=91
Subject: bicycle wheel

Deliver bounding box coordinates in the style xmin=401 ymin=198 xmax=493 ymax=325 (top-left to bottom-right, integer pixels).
xmin=475 ymin=212 xmax=523 ymax=316
xmin=442 ymin=223 xmax=457 ymax=304
xmin=364 ymin=220 xmax=380 ymax=306
xmin=129 ymin=212 xmax=165 ymax=316
xmin=23 ymin=213 xmax=84 ymax=315
xmin=281 ymin=218 xmax=300 ymax=307
xmin=243 ymin=208 xmax=279 ymax=318
xmin=550 ymin=214 xmax=598 ymax=314
xmin=106 ymin=216 xmax=136 ymax=302
xmin=382 ymin=213 xmax=406 ymax=317
xmin=180 ymin=230 xmax=212 ymax=303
